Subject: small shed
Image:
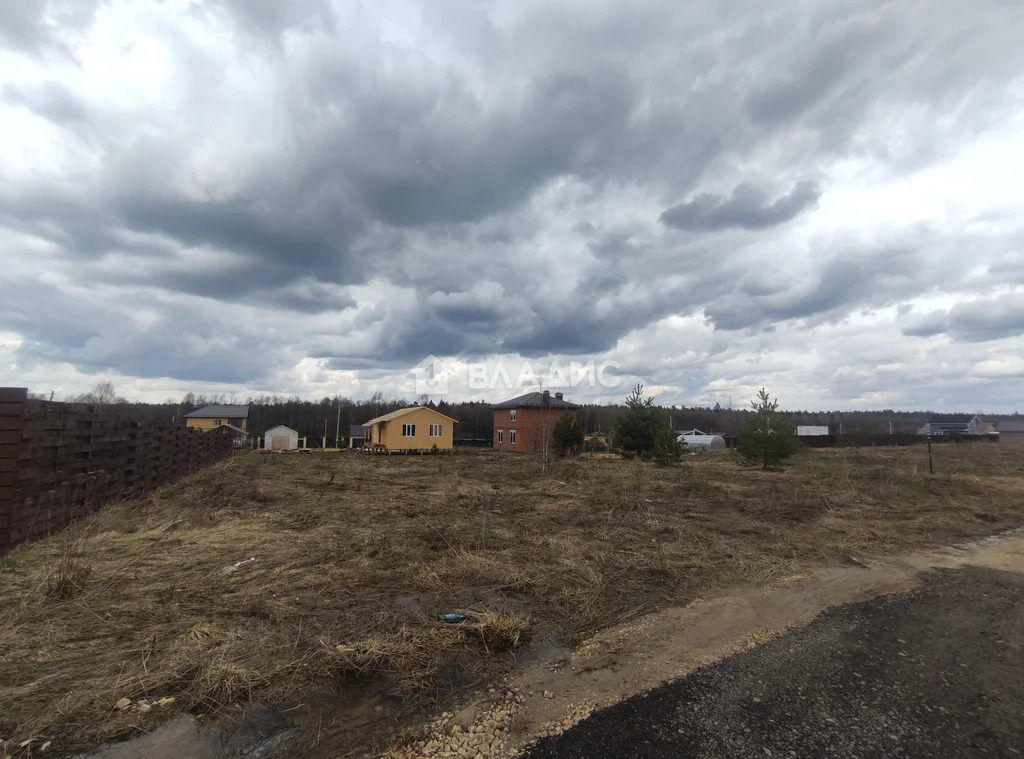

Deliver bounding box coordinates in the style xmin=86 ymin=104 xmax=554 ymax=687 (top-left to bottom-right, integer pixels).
xmin=264 ymin=425 xmax=299 ymax=451
xmin=797 ymin=425 xmax=830 ymax=437
xmin=349 ymin=424 xmax=366 ymax=448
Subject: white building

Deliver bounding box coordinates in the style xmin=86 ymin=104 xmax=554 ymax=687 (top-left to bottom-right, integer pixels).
xmin=263 ymin=424 xmax=299 ymax=450
xmin=796 ymin=426 xmax=830 ymax=436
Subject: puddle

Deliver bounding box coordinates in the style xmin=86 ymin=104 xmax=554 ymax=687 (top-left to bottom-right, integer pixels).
xmin=74 ymin=634 xmax=569 ymax=759
xmin=76 ymin=708 xmax=298 ymax=759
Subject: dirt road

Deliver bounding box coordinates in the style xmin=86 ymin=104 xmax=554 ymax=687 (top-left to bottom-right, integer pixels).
xmin=520 ymin=539 xmax=1024 ymax=758
xmin=380 ymin=529 xmax=1024 ymax=759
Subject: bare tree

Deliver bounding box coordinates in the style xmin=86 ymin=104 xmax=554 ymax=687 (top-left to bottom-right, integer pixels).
xmin=69 ymin=382 xmax=123 ymax=406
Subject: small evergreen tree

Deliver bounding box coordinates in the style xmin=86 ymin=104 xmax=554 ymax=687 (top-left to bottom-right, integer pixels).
xmin=552 ymin=412 xmax=585 ymax=457
xmin=651 ymin=424 xmax=685 ymax=466
xmin=615 ymin=384 xmax=680 ymax=462
xmin=736 ymin=388 xmax=800 ymax=470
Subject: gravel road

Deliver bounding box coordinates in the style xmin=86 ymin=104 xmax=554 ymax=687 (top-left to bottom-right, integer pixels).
xmin=522 ymin=565 xmax=1024 ymax=758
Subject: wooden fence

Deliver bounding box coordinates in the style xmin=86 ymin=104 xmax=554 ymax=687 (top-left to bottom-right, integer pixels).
xmin=0 ymin=388 xmax=233 ymax=554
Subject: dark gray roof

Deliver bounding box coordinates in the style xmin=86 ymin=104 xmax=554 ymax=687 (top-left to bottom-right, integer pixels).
xmin=350 ymin=424 xmax=366 ymax=437
xmin=997 ymin=421 xmax=1024 ymax=433
xmin=926 ymin=415 xmax=974 ymax=424
xmin=491 ymin=392 xmax=580 ymax=410
xmin=184 ymin=404 xmax=250 ymax=418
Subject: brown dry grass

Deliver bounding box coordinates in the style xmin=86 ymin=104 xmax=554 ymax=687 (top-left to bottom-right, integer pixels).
xmin=1 ymin=444 xmax=1023 ymax=757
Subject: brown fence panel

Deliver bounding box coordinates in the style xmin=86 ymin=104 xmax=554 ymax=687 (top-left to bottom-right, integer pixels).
xmin=0 ymin=388 xmax=233 ymax=554
xmin=0 ymin=388 xmax=27 ymax=550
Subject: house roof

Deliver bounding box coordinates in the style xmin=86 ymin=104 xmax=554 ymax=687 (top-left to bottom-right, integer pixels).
xmin=185 ymin=404 xmax=250 ymax=419
xmin=363 ymin=406 xmax=459 ymax=426
xmin=926 ymin=415 xmax=975 ymax=424
xmin=213 ymin=424 xmax=249 ymax=436
xmin=265 ymin=424 xmax=298 ymax=434
xmin=997 ymin=421 xmax=1024 ymax=433
xmin=491 ymin=392 xmax=580 ymax=410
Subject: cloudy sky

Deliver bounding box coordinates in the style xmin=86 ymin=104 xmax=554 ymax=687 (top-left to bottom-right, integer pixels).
xmin=1 ymin=0 xmax=1023 ymax=411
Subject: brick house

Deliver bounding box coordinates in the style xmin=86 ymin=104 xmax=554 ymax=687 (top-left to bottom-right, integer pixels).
xmin=491 ymin=391 xmax=580 ymax=453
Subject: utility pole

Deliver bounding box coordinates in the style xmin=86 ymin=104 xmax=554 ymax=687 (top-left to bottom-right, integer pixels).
xmin=335 ymin=403 xmax=342 ymax=448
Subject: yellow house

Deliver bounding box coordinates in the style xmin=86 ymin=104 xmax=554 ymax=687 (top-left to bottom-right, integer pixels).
xmin=362 ymin=407 xmax=457 ymax=452
xmin=184 ymin=404 xmax=250 ymax=431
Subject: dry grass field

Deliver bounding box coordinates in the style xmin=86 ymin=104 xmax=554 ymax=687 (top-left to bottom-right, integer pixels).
xmin=2 ymin=444 xmax=1023 ymax=757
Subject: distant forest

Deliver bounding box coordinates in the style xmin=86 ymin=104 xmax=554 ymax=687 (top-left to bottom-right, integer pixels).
xmin=42 ymin=386 xmax=1024 ymax=445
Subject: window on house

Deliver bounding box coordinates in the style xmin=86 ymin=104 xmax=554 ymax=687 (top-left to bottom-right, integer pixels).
xmin=214 ymin=420 xmax=222 ymax=426
xmin=510 ymin=429 xmax=517 ymax=445
xmin=510 ymin=409 xmax=517 ymax=421
xmin=497 ymin=429 xmax=504 ymax=443
xmin=429 ymin=424 xmax=442 ymax=437
xmin=402 ymin=424 xmax=416 ymax=437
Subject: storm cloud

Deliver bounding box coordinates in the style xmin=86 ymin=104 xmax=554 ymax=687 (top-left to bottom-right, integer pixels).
xmin=1 ymin=0 xmax=1023 ymax=410
xmin=660 ymin=181 xmax=822 ymax=232
xmin=903 ymin=295 xmax=1024 ymax=343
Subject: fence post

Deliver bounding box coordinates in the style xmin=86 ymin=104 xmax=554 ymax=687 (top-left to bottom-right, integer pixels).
xmin=0 ymin=388 xmax=28 ymax=553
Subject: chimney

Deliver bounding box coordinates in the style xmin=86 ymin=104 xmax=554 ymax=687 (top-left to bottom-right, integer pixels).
xmin=542 ymin=389 xmax=550 ymax=403
xmin=555 ymin=392 xmax=563 ymax=401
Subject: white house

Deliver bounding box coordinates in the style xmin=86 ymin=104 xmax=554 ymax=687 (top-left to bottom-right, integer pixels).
xmin=263 ymin=424 xmax=299 ymax=451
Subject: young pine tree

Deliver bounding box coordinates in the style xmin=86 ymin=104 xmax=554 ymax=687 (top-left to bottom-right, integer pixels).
xmin=736 ymin=388 xmax=800 ymax=470
xmin=651 ymin=424 xmax=685 ymax=466
xmin=615 ymin=384 xmax=682 ymax=463
xmin=552 ymin=411 xmax=585 ymax=457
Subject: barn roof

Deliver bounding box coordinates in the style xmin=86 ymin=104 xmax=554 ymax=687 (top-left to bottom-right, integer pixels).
xmin=997 ymin=421 xmax=1024 ymax=433
xmin=184 ymin=404 xmax=250 ymax=418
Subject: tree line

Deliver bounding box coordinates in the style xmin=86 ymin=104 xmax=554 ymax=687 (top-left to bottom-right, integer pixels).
xmin=35 ymin=382 xmax=1023 ymax=446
